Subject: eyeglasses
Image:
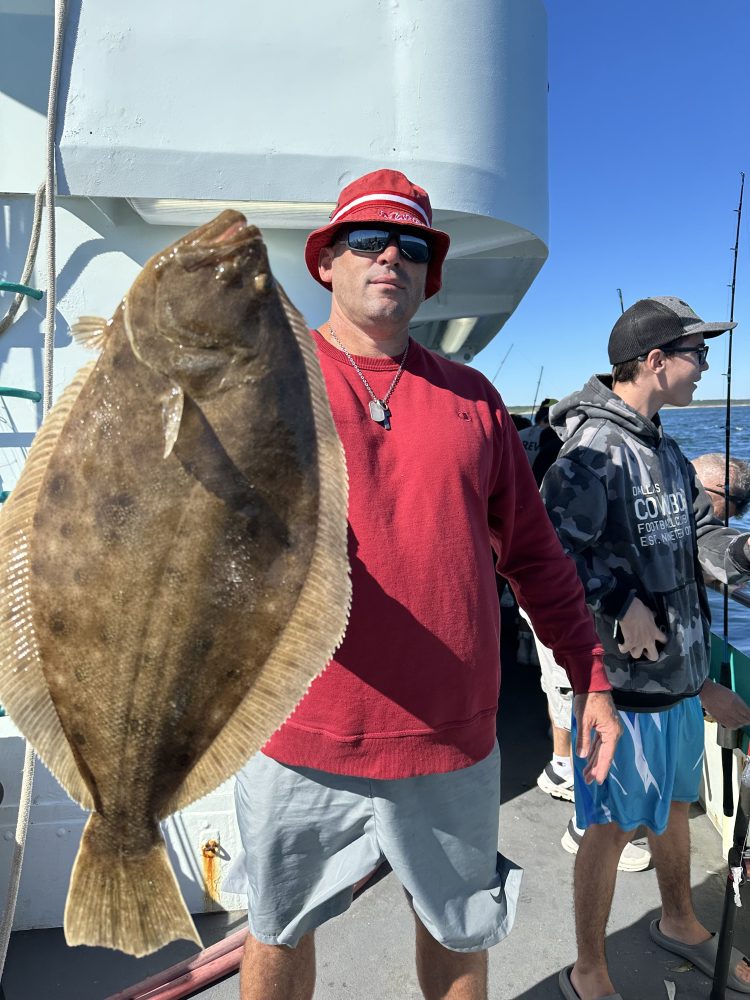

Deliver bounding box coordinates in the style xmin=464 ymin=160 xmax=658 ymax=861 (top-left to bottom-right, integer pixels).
xmin=661 ymin=345 xmax=710 ymax=365
xmin=337 ymin=227 xmax=432 ymax=264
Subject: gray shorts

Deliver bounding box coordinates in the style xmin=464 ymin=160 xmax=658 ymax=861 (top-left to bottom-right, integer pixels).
xmin=227 ymin=743 xmax=522 ymax=952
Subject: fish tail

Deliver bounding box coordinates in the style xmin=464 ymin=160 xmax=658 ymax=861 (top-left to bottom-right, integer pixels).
xmin=64 ymin=813 xmax=201 ymax=957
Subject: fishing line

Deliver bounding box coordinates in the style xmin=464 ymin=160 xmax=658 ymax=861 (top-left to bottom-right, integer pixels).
xmin=711 ymin=169 xmax=747 ymax=1000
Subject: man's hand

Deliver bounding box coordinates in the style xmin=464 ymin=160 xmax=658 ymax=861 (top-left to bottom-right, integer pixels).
xmin=617 ymin=596 xmax=666 ymax=661
xmin=701 ymin=678 xmax=750 ymax=730
xmin=573 ymin=691 xmax=622 ymax=784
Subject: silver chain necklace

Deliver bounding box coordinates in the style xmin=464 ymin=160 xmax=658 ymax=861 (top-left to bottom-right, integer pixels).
xmin=327 ymin=327 xmax=409 ymax=431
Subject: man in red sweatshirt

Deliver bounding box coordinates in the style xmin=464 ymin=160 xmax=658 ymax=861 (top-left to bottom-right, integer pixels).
xmin=234 ymin=169 xmax=620 ymax=1000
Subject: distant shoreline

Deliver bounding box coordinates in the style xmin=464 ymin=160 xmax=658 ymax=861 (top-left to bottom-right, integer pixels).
xmin=508 ymin=400 xmax=750 ymax=413
xmin=663 ymin=401 xmax=750 ymax=409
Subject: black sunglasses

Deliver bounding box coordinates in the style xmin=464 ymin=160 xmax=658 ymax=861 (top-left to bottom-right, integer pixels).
xmin=661 ymin=345 xmax=710 ymax=365
xmin=636 ymin=345 xmax=709 ymax=365
xmin=338 ymin=227 xmax=432 ymax=264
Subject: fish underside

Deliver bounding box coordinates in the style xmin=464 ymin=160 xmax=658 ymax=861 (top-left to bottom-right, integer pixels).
xmin=0 ymin=212 xmax=350 ymax=956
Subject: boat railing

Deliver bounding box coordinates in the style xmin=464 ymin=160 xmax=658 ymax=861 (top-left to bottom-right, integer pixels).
xmin=707 ymin=581 xmax=750 ymax=756
xmin=709 ymin=579 xmax=750 ymax=613
xmin=0 ymin=387 xmax=42 ymax=505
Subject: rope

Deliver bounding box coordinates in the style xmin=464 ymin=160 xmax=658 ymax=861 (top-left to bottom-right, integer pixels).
xmin=43 ymin=0 xmax=67 ymax=415
xmin=0 ymin=184 xmax=45 ymax=337
xmin=0 ymin=0 xmax=67 ymax=980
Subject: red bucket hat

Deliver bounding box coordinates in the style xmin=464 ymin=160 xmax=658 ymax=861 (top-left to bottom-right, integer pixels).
xmin=304 ymin=169 xmax=450 ymax=299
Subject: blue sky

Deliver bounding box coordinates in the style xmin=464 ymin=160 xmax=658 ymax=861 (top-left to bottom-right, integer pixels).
xmin=471 ymin=1 xmax=750 ymax=408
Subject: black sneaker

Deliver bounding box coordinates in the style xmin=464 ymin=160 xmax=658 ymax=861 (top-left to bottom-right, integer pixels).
xmin=536 ymin=762 xmax=575 ymax=802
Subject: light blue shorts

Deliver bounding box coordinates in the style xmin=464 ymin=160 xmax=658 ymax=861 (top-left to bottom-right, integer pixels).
xmin=571 ymin=695 xmax=704 ymax=835
xmin=227 ymin=743 xmax=522 ymax=951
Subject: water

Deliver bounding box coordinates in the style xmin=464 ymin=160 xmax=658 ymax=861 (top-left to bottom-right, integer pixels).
xmin=659 ymin=404 xmax=750 ymax=653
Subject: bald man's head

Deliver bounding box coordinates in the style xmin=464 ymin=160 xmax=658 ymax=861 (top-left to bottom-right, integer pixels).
xmin=692 ymin=453 xmax=750 ymax=520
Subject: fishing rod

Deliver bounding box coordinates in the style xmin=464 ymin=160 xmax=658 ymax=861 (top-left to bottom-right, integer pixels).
xmin=711 ymin=169 xmax=746 ymax=1000
xmin=529 ymin=365 xmax=543 ymax=420
xmin=490 ymin=343 xmax=514 ymax=386
xmin=716 ymin=173 xmax=745 ymax=818
xmin=616 ymin=288 xmax=625 ymax=314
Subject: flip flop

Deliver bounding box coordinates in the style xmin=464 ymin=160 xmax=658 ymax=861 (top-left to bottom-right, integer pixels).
xmin=558 ymin=965 xmax=623 ymax=1000
xmin=649 ymin=919 xmax=750 ymax=993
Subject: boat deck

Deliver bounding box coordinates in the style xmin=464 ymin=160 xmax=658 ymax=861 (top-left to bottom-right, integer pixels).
xmin=3 ymin=625 xmax=750 ymax=1000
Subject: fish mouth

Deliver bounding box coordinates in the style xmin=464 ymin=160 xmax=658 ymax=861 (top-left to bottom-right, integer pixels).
xmin=192 ymin=210 xmax=257 ymax=250
xmin=213 ymin=219 xmax=248 ymax=243
xmin=174 ymin=210 xmax=261 ymax=272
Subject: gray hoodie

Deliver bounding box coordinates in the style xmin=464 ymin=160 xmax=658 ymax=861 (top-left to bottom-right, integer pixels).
xmin=541 ymin=375 xmax=750 ymax=710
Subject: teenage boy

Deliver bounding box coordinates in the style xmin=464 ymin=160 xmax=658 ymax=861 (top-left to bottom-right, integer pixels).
xmin=542 ymin=296 xmax=750 ymax=1000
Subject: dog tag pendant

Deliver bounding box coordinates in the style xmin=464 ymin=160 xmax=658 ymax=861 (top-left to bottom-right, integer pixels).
xmin=369 ymin=399 xmax=391 ymax=430
xmin=369 ymin=399 xmax=385 ymax=422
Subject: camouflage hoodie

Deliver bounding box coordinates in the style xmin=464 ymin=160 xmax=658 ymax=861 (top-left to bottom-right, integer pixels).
xmin=541 ymin=375 xmax=750 ymax=710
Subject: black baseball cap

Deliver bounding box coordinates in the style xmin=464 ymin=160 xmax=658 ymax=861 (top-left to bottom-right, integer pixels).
xmin=608 ymin=296 xmax=737 ymax=365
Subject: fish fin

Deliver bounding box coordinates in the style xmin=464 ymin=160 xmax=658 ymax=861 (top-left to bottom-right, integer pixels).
xmin=166 ymin=282 xmax=352 ymax=812
xmin=161 ymin=385 xmax=185 ymax=458
xmin=65 ymin=813 xmax=200 ymax=957
xmin=0 ymin=361 xmax=98 ymax=811
xmin=71 ymin=316 xmax=110 ymax=351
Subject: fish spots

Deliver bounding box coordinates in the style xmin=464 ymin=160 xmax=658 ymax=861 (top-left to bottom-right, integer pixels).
xmin=97 ymin=624 xmax=115 ymax=646
xmin=49 ymin=614 xmax=68 ymax=636
xmin=110 ymin=339 xmax=138 ymax=371
xmin=49 ymin=473 xmax=71 ymax=499
xmin=191 ymin=634 xmax=214 ymax=657
xmin=111 ymin=491 xmax=135 ymax=512
xmin=60 ymin=521 xmax=75 ymax=539
xmin=97 ymin=491 xmax=137 ymax=543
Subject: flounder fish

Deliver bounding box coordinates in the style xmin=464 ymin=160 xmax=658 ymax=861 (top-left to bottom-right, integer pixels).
xmin=0 ymin=211 xmax=350 ymax=956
